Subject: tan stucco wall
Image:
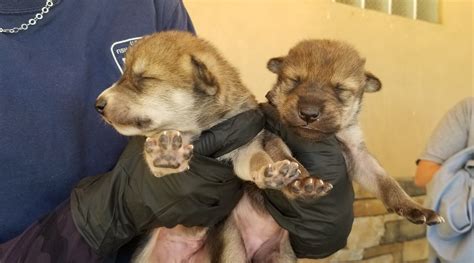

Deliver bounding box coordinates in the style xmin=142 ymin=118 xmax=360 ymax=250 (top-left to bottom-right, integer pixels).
xmin=184 ymin=0 xmax=473 ymax=178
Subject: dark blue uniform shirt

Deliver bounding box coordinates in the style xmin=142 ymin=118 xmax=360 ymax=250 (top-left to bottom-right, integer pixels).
xmin=0 ymin=0 xmax=194 ymax=242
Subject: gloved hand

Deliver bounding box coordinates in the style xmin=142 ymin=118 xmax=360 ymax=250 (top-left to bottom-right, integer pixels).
xmin=70 ymin=109 xmax=264 ymax=256
xmin=260 ymin=103 xmax=355 ymax=259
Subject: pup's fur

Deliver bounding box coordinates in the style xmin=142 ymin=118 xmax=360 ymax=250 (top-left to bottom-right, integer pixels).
xmin=97 ymin=33 xmax=443 ymax=262
xmin=96 ymin=32 xmax=329 ymax=262
xmin=265 ymin=39 xmax=444 ymax=226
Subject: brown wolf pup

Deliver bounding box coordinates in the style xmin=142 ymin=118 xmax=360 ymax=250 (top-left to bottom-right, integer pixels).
xmin=95 ymin=32 xmax=330 ymax=262
xmin=212 ymin=39 xmax=445 ymax=262
xmin=264 ymin=39 xmax=445 ymax=227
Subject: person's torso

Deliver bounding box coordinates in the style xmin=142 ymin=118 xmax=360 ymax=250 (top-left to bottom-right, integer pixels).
xmin=0 ymin=0 xmax=168 ymax=241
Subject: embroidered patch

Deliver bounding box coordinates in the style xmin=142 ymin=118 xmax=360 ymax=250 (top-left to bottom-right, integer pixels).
xmin=110 ymin=37 xmax=142 ymax=73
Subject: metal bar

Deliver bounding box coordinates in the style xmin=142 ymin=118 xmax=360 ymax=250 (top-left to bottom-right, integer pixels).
xmin=413 ymin=0 xmax=418 ymax=19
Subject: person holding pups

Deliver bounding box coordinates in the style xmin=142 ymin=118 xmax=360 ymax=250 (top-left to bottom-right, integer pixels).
xmin=3 ymin=32 xmax=442 ymax=263
xmin=0 ymin=1 xmax=352 ymax=260
xmin=0 ymin=0 xmax=244 ymax=261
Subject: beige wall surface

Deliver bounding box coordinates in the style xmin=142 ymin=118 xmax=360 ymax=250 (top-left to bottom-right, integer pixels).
xmin=184 ymin=0 xmax=473 ymax=178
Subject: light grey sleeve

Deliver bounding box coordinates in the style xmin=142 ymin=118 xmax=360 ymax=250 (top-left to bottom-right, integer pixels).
xmin=419 ymin=97 xmax=474 ymax=164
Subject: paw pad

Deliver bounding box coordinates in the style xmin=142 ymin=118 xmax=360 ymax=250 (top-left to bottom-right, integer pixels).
xmin=289 ymin=177 xmax=333 ymax=198
xmin=263 ymin=160 xmax=301 ymax=189
xmin=144 ymin=131 xmax=193 ymax=175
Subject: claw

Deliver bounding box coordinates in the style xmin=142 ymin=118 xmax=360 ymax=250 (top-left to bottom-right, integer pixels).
xmin=290 ymin=180 xmax=302 ymax=193
xmin=290 ymin=170 xmax=301 ymax=179
xmin=304 ymin=178 xmax=315 ymax=193
xmin=287 ymin=176 xmax=333 ymax=198
xmin=279 ymin=164 xmax=289 ymax=175
xmin=265 ymin=164 xmax=273 ymax=177
xmin=262 ymin=161 xmax=302 ymax=189
xmin=427 ymin=215 xmax=445 ymax=225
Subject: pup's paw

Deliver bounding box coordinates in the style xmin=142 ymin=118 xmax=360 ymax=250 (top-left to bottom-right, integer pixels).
xmin=144 ymin=130 xmax=193 ymax=177
xmin=257 ymin=160 xmax=301 ymax=189
xmin=388 ymin=203 xmax=445 ymax=225
xmin=285 ymin=177 xmax=333 ymax=199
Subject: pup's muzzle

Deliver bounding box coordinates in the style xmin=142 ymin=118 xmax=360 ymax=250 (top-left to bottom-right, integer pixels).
xmin=95 ymin=98 xmax=107 ymax=115
xmin=298 ymin=103 xmax=320 ymax=123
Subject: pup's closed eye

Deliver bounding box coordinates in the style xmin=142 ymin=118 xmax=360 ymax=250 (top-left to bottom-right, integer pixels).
xmin=141 ymin=75 xmax=160 ymax=81
xmin=334 ymin=84 xmax=349 ymax=93
xmin=287 ymin=77 xmax=301 ymax=86
xmin=134 ymin=74 xmax=162 ymax=87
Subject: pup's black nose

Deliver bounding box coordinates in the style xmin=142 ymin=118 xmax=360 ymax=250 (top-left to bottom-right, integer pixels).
xmin=95 ymin=98 xmax=107 ymax=114
xmin=298 ymin=105 xmax=320 ymax=123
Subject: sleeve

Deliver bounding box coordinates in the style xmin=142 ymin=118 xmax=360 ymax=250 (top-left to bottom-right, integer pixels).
xmin=71 ymin=137 xmax=244 ymax=255
xmin=154 ymin=0 xmax=196 ymax=33
xmin=194 ymin=109 xmax=265 ymax=158
xmin=419 ymin=97 xmax=474 ymax=164
xmin=70 ymin=110 xmax=263 ymax=255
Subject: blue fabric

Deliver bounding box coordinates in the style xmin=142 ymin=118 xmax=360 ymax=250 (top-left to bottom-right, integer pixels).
xmin=0 ymin=0 xmax=194 ymax=243
xmin=427 ymin=146 xmax=474 ymax=263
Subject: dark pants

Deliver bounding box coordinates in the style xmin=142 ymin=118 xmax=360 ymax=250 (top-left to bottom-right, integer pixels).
xmin=0 ymin=201 xmax=103 ymax=263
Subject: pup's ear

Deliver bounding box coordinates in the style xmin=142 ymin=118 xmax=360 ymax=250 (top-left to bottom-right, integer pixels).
xmin=267 ymin=57 xmax=284 ymax=74
xmin=191 ymin=55 xmax=218 ymax=95
xmin=364 ymin=72 xmax=382 ymax=93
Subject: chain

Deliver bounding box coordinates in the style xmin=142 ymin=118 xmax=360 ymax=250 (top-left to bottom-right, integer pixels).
xmin=0 ymin=0 xmax=54 ymax=34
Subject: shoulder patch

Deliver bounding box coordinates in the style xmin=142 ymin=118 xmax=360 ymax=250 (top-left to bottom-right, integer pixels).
xmin=110 ymin=37 xmax=142 ymax=73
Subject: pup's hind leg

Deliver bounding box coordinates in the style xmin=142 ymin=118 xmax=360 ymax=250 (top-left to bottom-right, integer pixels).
xmin=253 ymin=230 xmax=296 ymax=263
xmin=212 ymin=217 xmax=248 ymax=263
xmin=338 ymin=125 xmax=444 ymax=225
xmin=214 ymin=193 xmax=295 ymax=263
xmin=133 ymin=226 xmax=209 ymax=263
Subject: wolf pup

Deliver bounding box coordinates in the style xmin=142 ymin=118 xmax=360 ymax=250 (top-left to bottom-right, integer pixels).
xmin=95 ymin=31 xmax=331 ymax=262
xmin=264 ymin=39 xmax=445 ymax=226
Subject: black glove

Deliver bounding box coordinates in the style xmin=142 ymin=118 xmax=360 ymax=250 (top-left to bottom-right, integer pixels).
xmin=70 ymin=109 xmax=264 ymax=256
xmin=260 ymin=103 xmax=354 ymax=259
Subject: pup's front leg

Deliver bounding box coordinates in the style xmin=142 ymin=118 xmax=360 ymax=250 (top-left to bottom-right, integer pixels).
xmin=255 ymin=158 xmax=301 ymax=190
xmin=144 ymin=130 xmax=194 ymax=177
xmin=338 ymin=125 xmax=444 ymax=225
xmin=232 ymin=133 xmax=301 ymax=190
xmin=263 ymin=132 xmax=333 ymax=199
xmin=232 ymin=132 xmax=333 ymax=198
